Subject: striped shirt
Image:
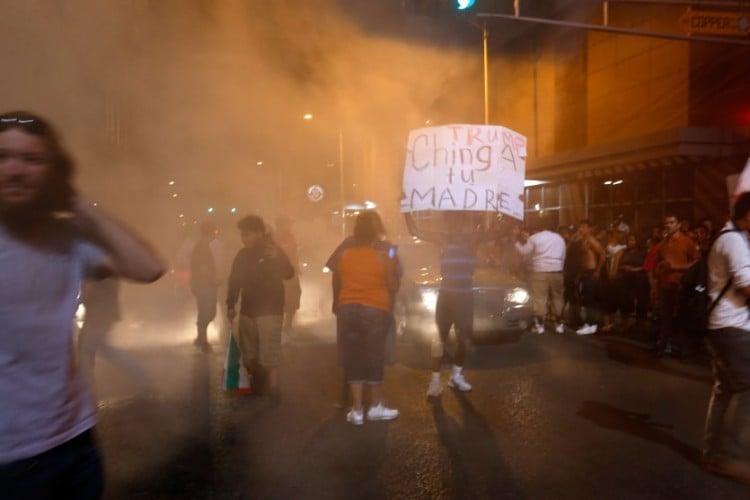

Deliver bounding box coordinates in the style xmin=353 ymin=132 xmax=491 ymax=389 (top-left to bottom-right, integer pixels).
xmin=440 ymin=241 xmax=476 ymax=294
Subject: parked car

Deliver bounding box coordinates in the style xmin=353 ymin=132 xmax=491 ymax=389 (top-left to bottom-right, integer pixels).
xmin=393 ymin=239 xmax=532 ymax=346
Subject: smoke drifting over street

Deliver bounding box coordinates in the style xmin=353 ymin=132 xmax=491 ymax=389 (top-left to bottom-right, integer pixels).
xmin=0 ymin=1 xmax=595 ymax=253
xmin=0 ymin=0 xmax=598 ymax=374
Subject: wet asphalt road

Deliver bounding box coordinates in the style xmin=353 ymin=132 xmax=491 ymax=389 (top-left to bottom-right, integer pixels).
xmin=92 ymin=320 xmax=750 ymax=500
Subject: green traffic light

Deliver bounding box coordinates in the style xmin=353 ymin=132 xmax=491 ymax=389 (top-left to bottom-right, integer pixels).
xmin=456 ymin=0 xmax=476 ymax=10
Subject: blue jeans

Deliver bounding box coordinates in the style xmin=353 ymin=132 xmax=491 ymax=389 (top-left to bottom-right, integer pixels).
xmin=0 ymin=430 xmax=104 ymax=500
xmin=704 ymin=328 xmax=750 ymax=460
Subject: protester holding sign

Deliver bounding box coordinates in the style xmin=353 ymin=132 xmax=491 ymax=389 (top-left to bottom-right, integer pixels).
xmin=406 ymin=213 xmax=491 ymax=397
xmin=400 ymin=124 xmax=527 ymax=398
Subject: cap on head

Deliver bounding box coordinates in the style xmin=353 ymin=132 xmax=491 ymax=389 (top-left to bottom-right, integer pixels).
xmin=237 ymin=214 xmax=265 ymax=233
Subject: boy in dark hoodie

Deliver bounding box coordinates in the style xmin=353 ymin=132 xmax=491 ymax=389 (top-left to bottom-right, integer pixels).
xmin=226 ymin=215 xmax=294 ymax=405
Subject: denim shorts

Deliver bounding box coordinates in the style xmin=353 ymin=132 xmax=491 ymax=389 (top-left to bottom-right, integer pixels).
xmin=337 ymin=303 xmax=390 ymax=384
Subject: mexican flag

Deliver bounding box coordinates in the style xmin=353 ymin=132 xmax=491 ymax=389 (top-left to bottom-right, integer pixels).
xmin=222 ymin=330 xmax=251 ymax=394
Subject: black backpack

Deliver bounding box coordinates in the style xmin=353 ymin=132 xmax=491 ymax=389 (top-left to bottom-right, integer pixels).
xmin=678 ymin=229 xmax=736 ymax=339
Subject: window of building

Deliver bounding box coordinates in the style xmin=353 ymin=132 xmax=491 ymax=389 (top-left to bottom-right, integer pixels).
xmin=611 ymin=180 xmax=633 ymax=204
xmin=525 ymin=164 xmax=696 ymax=236
xmin=664 ymin=165 xmax=694 ymax=200
xmin=635 ymin=171 xmax=662 ymax=202
xmin=591 ymin=180 xmax=611 ymax=205
xmin=636 ymin=203 xmax=662 ymax=233
xmin=542 ymin=185 xmax=560 ymax=209
xmin=526 ymin=186 xmax=542 ymax=210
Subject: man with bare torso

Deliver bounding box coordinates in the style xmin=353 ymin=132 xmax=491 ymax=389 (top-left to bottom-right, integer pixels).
xmin=575 ymin=220 xmax=606 ymax=335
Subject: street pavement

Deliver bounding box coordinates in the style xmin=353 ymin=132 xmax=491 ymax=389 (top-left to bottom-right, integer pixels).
xmin=92 ymin=316 xmax=750 ymax=499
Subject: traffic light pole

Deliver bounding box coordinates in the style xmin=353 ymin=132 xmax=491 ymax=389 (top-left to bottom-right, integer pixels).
xmin=483 ymin=21 xmax=489 ymax=125
xmin=338 ymin=127 xmax=345 ymax=238
xmin=478 ymin=11 xmax=750 ymax=47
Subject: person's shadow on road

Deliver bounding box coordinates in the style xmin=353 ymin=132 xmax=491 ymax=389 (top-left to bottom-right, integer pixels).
xmin=576 ymin=400 xmax=701 ymax=466
xmin=431 ymin=392 xmax=526 ymax=499
xmin=603 ymin=341 xmax=712 ymax=385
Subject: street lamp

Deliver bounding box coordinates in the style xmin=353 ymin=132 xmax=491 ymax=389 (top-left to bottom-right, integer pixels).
xmin=303 ymin=113 xmax=346 ymax=234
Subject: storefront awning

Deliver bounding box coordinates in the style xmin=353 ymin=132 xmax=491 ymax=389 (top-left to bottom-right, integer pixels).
xmin=527 ymin=126 xmax=750 ymax=182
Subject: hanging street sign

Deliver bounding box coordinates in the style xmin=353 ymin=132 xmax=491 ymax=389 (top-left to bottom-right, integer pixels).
xmin=307 ymin=184 xmax=325 ymax=202
xmin=679 ymin=10 xmax=750 ymax=37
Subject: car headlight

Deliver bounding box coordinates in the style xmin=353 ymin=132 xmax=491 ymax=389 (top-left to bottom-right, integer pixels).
xmin=506 ymin=287 xmax=529 ymax=305
xmin=419 ymin=288 xmax=439 ymax=312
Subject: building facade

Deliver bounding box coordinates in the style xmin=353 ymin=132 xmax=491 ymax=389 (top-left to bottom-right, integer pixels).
xmin=511 ymin=2 xmax=750 ymax=235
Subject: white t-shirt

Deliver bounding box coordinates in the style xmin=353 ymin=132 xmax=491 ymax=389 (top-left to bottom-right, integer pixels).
xmin=707 ymin=223 xmax=750 ymax=331
xmin=0 ymin=225 xmax=104 ymax=464
xmin=515 ymin=230 xmax=566 ymax=273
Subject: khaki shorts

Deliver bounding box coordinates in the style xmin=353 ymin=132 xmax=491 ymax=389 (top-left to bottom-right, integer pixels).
xmin=237 ymin=315 xmax=283 ymax=367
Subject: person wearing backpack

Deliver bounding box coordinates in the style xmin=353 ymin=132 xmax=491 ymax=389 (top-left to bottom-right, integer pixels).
xmin=702 ymin=192 xmax=750 ymax=483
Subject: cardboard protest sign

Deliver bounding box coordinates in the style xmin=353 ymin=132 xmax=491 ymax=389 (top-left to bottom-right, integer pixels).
xmin=400 ymin=124 xmax=527 ymax=219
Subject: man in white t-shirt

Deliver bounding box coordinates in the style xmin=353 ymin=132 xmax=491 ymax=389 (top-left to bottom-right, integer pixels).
xmin=702 ymin=191 xmax=750 ymax=483
xmin=0 ymin=111 xmax=165 ymax=499
xmin=515 ymin=218 xmax=567 ymax=334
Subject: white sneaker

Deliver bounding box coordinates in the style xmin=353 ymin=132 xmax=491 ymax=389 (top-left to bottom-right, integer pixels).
xmin=576 ymin=324 xmax=598 ymax=336
xmin=367 ymin=403 xmax=399 ymax=421
xmin=555 ymin=323 xmax=565 ymax=334
xmin=448 ymin=373 xmax=472 ymax=392
xmin=346 ymin=409 xmax=364 ymax=426
xmin=426 ymin=378 xmax=442 ymax=397
xmin=532 ymin=323 xmax=545 ymax=335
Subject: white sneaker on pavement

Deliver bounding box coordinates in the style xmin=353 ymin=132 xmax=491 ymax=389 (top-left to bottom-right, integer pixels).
xmin=426 ymin=378 xmax=442 ymax=397
xmin=346 ymin=409 xmax=364 ymax=426
xmin=448 ymin=373 xmax=472 ymax=392
xmin=555 ymin=323 xmax=565 ymax=334
xmin=532 ymin=323 xmax=545 ymax=335
xmin=576 ymin=324 xmax=598 ymax=336
xmin=367 ymin=403 xmax=399 ymax=421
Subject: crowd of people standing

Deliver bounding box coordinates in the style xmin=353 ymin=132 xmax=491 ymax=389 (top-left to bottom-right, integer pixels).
xmin=509 ymin=213 xmax=717 ymax=360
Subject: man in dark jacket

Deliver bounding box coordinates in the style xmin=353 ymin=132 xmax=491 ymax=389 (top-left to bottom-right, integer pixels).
xmin=226 ymin=215 xmax=294 ymax=405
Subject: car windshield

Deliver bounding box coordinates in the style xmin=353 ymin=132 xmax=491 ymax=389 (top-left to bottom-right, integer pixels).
xmin=395 ymin=239 xmax=522 ymax=278
xmin=395 ymin=240 xmax=440 ymax=273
